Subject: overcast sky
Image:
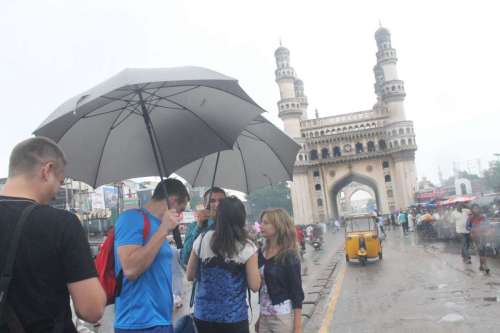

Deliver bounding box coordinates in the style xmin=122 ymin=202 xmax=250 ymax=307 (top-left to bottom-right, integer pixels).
xmin=1 ymin=0 xmax=499 ymax=184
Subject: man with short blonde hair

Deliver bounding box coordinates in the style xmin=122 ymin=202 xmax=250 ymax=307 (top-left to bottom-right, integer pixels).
xmin=0 ymin=137 xmax=106 ymax=332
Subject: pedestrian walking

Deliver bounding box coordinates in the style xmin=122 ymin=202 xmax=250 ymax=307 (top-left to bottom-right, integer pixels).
xmin=114 ymin=178 xmax=187 ymax=332
xmin=377 ymin=214 xmax=387 ymax=238
xmin=408 ymin=211 xmax=415 ymax=232
xmin=295 ymin=225 xmax=306 ymax=256
xmin=186 ymin=197 xmax=260 ymax=333
xmin=256 ymin=209 xmax=304 ymax=333
xmin=390 ymin=214 xmax=396 ymax=230
xmin=399 ymin=210 xmax=409 ymax=235
xmin=334 ymin=219 xmax=341 ymax=233
xmin=467 ymin=204 xmax=493 ymax=274
xmin=0 ymin=137 xmax=106 ymax=332
xmin=451 ymin=204 xmax=472 ymax=263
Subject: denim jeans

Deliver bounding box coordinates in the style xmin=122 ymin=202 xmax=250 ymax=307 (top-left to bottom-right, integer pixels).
xmin=461 ymin=233 xmax=471 ymax=259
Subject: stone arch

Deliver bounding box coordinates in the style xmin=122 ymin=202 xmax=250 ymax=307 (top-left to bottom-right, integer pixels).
xmin=347 ymin=186 xmax=376 ymax=205
xmin=331 ymin=173 xmax=381 ymax=219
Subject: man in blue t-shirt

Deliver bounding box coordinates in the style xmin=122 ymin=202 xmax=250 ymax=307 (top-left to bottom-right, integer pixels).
xmin=114 ymin=179 xmax=189 ymax=333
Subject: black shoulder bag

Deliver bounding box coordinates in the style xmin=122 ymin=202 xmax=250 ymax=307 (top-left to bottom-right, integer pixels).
xmin=0 ymin=204 xmax=37 ymax=333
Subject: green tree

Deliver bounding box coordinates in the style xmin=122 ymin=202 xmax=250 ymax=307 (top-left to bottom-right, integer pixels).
xmin=484 ymin=161 xmax=500 ymax=192
xmin=247 ymin=182 xmax=293 ymax=222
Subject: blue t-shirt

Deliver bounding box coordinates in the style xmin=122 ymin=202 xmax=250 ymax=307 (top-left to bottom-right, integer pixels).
xmin=114 ymin=209 xmax=173 ymax=329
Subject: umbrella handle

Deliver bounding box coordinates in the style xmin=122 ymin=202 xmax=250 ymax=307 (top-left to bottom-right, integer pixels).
xmin=205 ymin=152 xmax=221 ymax=211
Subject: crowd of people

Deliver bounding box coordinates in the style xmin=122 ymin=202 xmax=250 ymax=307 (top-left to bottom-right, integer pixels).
xmin=0 ymin=137 xmax=305 ymax=333
xmin=375 ymin=203 xmax=497 ymax=274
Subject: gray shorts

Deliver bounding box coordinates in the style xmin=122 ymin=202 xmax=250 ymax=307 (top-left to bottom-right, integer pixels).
xmin=259 ymin=313 xmax=294 ymax=333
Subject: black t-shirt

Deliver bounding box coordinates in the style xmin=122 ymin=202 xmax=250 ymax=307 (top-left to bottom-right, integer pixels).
xmin=0 ymin=196 xmax=97 ymax=332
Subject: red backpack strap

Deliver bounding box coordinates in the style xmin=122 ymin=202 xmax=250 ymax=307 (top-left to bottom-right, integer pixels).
xmin=135 ymin=209 xmax=151 ymax=243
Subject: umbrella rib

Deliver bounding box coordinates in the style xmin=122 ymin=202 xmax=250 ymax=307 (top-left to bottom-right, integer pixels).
xmin=143 ymin=103 xmax=184 ymax=111
xmin=140 ymin=90 xmax=233 ymax=148
xmin=92 ymin=110 xmax=126 ymax=187
xmin=144 ymin=85 xmax=200 ymax=99
xmin=39 ymin=90 xmax=137 ymax=142
xmin=236 ymin=140 xmax=250 ymax=194
xmin=101 ymin=96 xmax=139 ymax=104
xmin=191 ymin=155 xmax=207 ymax=187
xmin=110 ymin=103 xmax=143 ymax=130
xmin=238 ymin=132 xmax=262 ymax=142
xmin=83 ymin=104 xmax=139 ymax=119
xmin=144 ymin=81 xmax=261 ymax=109
xmin=244 ymin=128 xmax=293 ymax=178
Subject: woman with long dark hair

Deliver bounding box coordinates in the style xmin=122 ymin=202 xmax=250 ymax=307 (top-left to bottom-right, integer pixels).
xmin=186 ymin=196 xmax=260 ymax=333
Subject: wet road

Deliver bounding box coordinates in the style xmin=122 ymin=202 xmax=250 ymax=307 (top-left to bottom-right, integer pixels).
xmin=77 ymin=227 xmax=500 ymax=332
xmin=318 ymin=227 xmax=500 ymax=333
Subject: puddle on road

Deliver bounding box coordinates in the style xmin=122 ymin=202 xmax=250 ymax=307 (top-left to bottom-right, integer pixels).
xmin=483 ymin=297 xmax=499 ymax=302
xmin=439 ymin=313 xmax=464 ymax=323
xmin=485 ymin=281 xmax=500 ymax=286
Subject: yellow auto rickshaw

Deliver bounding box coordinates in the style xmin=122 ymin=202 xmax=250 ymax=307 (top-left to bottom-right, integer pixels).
xmin=344 ymin=214 xmax=382 ymax=265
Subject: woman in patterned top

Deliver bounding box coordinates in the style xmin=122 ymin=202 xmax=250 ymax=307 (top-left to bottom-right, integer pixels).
xmin=256 ymin=209 xmax=304 ymax=333
xmin=186 ymin=196 xmax=261 ymax=333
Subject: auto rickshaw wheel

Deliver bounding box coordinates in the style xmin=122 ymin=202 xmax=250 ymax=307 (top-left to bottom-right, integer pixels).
xmin=345 ymin=255 xmax=349 ymax=263
xmin=360 ymin=257 xmax=367 ymax=266
xmin=379 ymin=252 xmax=383 ymax=260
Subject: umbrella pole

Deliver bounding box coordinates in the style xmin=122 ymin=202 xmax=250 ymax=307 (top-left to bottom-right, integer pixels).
xmin=138 ymin=91 xmax=183 ymax=249
xmin=206 ymin=152 xmax=221 ymax=210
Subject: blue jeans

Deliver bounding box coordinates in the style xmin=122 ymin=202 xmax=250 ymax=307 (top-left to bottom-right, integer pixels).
xmin=115 ymin=326 xmax=173 ymax=333
xmin=461 ymin=233 xmax=471 ymax=259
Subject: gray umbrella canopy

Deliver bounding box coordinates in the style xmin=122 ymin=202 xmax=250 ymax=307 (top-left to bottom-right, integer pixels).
xmin=34 ymin=67 xmax=264 ymax=188
xmin=174 ymin=115 xmax=300 ymax=193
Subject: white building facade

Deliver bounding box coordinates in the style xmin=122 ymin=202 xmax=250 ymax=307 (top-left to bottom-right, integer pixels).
xmin=275 ymin=27 xmax=418 ymax=224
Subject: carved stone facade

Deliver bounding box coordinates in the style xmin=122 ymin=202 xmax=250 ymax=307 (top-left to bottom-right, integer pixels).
xmin=275 ymin=27 xmax=418 ymax=224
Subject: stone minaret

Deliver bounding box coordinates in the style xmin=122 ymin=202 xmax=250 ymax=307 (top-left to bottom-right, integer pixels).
xmin=373 ymin=26 xmax=406 ymax=122
xmin=274 ymin=45 xmax=308 ymax=139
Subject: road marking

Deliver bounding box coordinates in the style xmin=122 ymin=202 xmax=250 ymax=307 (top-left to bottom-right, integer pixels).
xmin=318 ymin=263 xmax=347 ymax=333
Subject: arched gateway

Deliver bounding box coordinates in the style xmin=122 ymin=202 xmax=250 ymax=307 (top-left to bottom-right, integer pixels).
xmin=331 ymin=173 xmax=381 ymax=219
xmin=274 ymin=26 xmax=418 ymax=224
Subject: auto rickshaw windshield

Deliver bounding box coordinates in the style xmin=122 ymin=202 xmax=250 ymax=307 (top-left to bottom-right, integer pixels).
xmin=346 ymin=217 xmax=376 ymax=232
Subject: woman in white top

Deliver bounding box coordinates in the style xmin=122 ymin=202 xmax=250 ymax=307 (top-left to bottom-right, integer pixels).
xmin=186 ymin=197 xmax=261 ymax=333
